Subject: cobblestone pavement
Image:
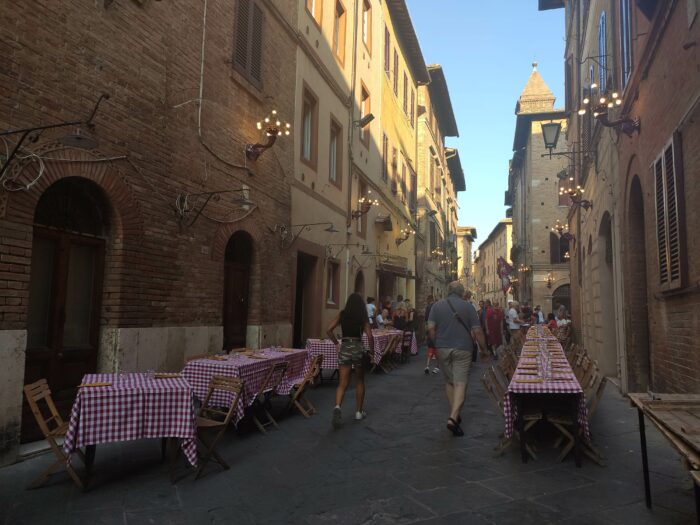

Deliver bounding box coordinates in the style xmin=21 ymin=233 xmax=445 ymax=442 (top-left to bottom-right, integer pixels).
xmin=0 ymin=352 xmax=695 ymax=525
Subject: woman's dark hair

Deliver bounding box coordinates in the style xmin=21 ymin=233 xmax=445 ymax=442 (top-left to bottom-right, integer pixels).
xmin=341 ymin=293 xmax=367 ymax=325
xmin=547 ymin=313 xmax=555 ymax=321
xmin=366 ymin=296 xmax=375 ymax=304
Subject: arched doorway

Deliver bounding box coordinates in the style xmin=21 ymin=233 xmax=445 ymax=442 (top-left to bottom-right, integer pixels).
xmin=598 ymin=212 xmax=617 ymax=376
xmin=551 ymin=284 xmax=570 ymax=317
xmin=23 ymin=177 xmax=109 ymax=442
xmin=223 ymin=231 xmax=253 ymax=349
xmin=354 ymin=271 xmax=365 ymax=296
xmin=626 ymin=176 xmax=651 ymax=390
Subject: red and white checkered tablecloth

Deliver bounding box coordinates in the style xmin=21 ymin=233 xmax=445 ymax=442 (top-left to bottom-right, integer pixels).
xmin=503 ymin=340 xmax=590 ymax=440
xmin=306 ymin=330 xmax=418 ymax=369
xmin=63 ymin=373 xmax=198 ymax=467
xmin=181 ymin=348 xmax=310 ymax=424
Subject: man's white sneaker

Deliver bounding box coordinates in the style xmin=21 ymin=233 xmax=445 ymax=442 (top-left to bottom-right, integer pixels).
xmin=432 ymin=367 xmax=440 ymax=374
xmin=355 ymin=410 xmax=367 ymax=420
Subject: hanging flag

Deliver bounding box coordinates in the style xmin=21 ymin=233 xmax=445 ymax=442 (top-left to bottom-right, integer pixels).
xmin=497 ymin=256 xmax=514 ymax=293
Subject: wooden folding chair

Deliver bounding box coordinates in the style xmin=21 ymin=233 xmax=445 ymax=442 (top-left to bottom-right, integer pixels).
xmin=288 ymin=355 xmax=323 ymax=418
xmin=251 ymin=362 xmax=289 ymax=434
xmin=194 ymin=376 xmax=244 ymax=480
xmin=370 ymin=335 xmax=400 ymax=374
xmin=481 ymin=367 xmax=540 ymax=459
xmin=23 ymin=379 xmax=85 ymax=489
xmin=400 ymin=330 xmax=413 ymax=363
xmin=549 ymin=371 xmax=607 ymax=465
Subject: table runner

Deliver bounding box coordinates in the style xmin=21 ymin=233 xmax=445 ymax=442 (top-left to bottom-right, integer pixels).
xmin=503 ymin=334 xmax=590 ymax=440
xmin=181 ymin=348 xmax=310 ymax=424
xmin=63 ymin=373 xmax=198 ymax=467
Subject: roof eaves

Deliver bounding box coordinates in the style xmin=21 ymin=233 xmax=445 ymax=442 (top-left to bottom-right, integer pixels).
xmin=386 ymin=0 xmax=431 ymax=85
xmin=445 ymin=149 xmax=465 ymax=192
xmin=427 ymin=65 xmax=459 ymax=137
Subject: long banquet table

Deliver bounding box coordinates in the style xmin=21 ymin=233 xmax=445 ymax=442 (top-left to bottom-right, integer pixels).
xmin=305 ymin=329 xmax=417 ymax=370
xmin=63 ymin=372 xmax=198 ymax=468
xmin=181 ymin=347 xmax=310 ymax=424
xmin=503 ymin=325 xmax=589 ymax=466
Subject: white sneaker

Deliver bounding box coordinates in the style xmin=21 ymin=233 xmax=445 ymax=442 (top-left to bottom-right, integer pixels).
xmin=432 ymin=367 xmax=440 ymax=374
xmin=355 ymin=410 xmax=367 ymax=420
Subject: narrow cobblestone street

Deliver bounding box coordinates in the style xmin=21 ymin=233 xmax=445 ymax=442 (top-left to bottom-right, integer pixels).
xmin=1 ymin=352 xmax=695 ymax=525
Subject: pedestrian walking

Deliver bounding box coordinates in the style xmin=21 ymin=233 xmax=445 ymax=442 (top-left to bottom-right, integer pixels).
xmin=424 ymin=295 xmax=439 ymax=374
xmin=506 ymin=300 xmax=522 ymax=348
xmin=486 ymin=300 xmax=504 ymax=357
xmin=427 ymin=281 xmax=486 ymax=437
xmin=326 ymin=293 xmax=375 ymax=428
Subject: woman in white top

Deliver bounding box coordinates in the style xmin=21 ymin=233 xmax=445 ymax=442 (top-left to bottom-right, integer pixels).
xmin=375 ymin=308 xmax=388 ymax=329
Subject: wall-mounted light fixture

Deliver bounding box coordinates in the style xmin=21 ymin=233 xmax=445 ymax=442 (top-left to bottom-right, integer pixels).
xmin=175 ymin=188 xmax=254 ymax=227
xmin=245 ymin=109 xmax=291 ymax=161
xmin=0 ymin=93 xmax=110 ymax=182
xmin=395 ymin=225 xmax=416 ymax=246
xmin=578 ymin=85 xmax=640 ymax=136
xmin=352 ymin=190 xmax=379 ymax=219
xmin=271 ymin=221 xmax=338 ymax=248
xmin=353 ymin=113 xmax=375 ymax=128
xmin=541 ymin=121 xmax=596 ymax=160
xmin=553 ymin=219 xmax=576 ymax=242
xmin=546 ymin=272 xmax=554 ymax=289
xmin=558 ymin=179 xmax=593 ymax=210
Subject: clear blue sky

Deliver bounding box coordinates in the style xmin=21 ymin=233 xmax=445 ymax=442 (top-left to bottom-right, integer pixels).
xmin=406 ymin=0 xmax=564 ymax=248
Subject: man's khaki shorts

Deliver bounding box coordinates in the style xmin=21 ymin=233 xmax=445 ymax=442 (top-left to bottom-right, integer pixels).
xmin=436 ymin=348 xmax=471 ymax=385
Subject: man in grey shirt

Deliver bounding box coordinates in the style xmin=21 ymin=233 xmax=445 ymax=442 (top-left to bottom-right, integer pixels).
xmin=428 ymin=281 xmax=486 ymax=436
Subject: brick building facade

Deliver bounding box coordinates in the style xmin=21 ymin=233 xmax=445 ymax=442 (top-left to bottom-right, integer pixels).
xmin=541 ymin=0 xmax=700 ymax=393
xmin=0 ymin=0 xmax=297 ymax=464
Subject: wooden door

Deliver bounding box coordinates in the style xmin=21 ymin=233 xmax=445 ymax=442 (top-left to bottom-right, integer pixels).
xmin=223 ymin=262 xmax=250 ymax=349
xmin=22 ymin=227 xmax=105 ymax=442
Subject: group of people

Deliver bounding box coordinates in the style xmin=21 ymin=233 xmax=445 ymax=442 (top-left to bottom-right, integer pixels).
xmin=325 ymin=284 xmax=572 ymax=439
xmin=365 ymin=295 xmax=415 ymax=331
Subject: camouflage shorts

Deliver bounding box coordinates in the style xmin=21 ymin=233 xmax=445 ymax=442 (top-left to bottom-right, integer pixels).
xmin=338 ymin=339 xmax=367 ymax=366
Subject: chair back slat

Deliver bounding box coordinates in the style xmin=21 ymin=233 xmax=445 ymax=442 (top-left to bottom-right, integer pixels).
xmin=256 ymin=362 xmax=289 ymax=398
xmin=200 ymin=376 xmax=244 ymax=425
xmin=23 ymin=379 xmax=65 ymax=438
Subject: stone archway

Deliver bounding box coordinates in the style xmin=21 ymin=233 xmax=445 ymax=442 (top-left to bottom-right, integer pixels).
xmin=597 ymin=212 xmax=617 ymax=377
xmin=625 ymin=175 xmax=651 ymax=390
xmin=22 ymin=177 xmax=111 ymax=442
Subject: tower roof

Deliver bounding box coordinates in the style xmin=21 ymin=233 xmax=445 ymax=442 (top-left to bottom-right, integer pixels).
xmin=515 ymin=62 xmax=556 ymax=114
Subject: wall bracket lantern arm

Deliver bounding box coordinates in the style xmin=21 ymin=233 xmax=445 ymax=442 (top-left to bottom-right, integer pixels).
xmin=0 ymin=93 xmax=110 ymax=179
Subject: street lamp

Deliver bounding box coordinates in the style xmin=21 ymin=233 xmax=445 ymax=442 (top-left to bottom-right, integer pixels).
xmin=541 ymin=122 xmax=562 ymax=157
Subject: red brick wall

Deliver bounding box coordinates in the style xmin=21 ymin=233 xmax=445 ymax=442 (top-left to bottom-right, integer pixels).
xmin=0 ymin=1 xmax=297 ymax=331
xmin=619 ymin=2 xmax=700 ymax=393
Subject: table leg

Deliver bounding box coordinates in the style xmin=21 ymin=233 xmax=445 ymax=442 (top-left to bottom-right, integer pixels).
xmin=516 ymin=396 xmax=527 ymax=463
xmin=85 ymin=445 xmax=96 ymax=472
xmin=638 ymin=408 xmax=652 ymax=508
xmin=572 ymin=396 xmax=581 ymax=468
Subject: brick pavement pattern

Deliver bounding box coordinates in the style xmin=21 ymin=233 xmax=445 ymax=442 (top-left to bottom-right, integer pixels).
xmin=0 ymin=354 xmax=696 ymax=524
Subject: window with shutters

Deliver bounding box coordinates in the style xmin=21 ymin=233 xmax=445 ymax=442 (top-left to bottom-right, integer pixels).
xmin=382 ymin=134 xmax=389 ymax=183
xmin=362 ymin=0 xmax=372 ymax=54
xmin=300 ymin=87 xmax=318 ymax=170
xmin=620 ymin=0 xmax=632 ymax=90
xmin=384 ymin=25 xmax=391 ymax=76
xmin=598 ymin=12 xmax=607 ymax=93
xmin=410 ymin=89 xmax=415 ymax=127
xmin=391 ymin=147 xmax=398 ymax=194
xmin=654 ymin=133 xmax=686 ymax=291
xmin=306 ymin=0 xmax=323 ymax=26
xmin=360 ymin=85 xmax=370 ymax=147
xmin=329 ymin=118 xmax=342 ymax=188
xmin=332 ymin=1 xmax=346 ymax=65
xmin=393 ymin=50 xmax=398 ymax=95
xmin=233 ymin=0 xmax=264 ymax=89
xmin=326 ymin=261 xmax=340 ymax=306
xmin=429 ymin=222 xmax=437 ymax=254
xmin=401 ymin=161 xmax=407 ymax=203
xmin=403 ymin=72 xmax=408 ymax=114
